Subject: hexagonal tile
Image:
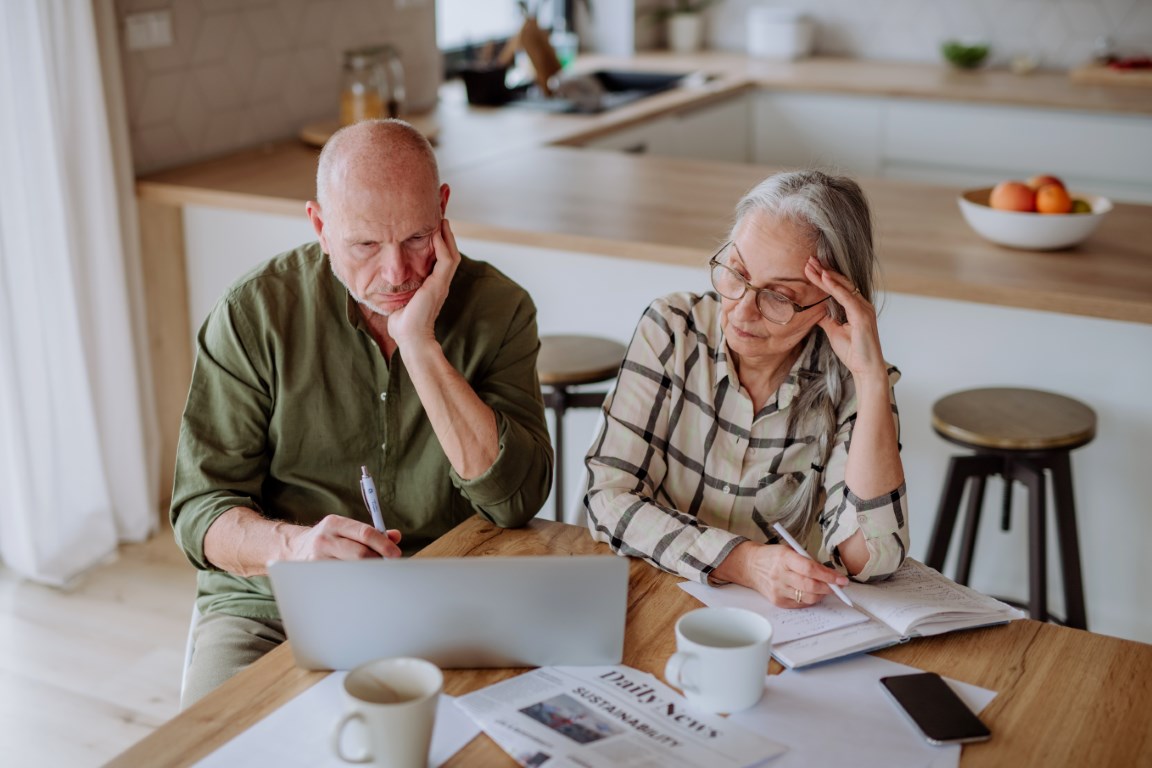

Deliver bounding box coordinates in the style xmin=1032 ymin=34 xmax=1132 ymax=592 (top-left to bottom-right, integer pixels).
xmin=192 ymin=63 xmax=242 ymax=111
xmin=136 ymin=70 xmax=187 ymax=126
xmin=192 ymin=12 xmax=236 ymax=64
xmin=296 ymin=0 xmax=336 ymax=47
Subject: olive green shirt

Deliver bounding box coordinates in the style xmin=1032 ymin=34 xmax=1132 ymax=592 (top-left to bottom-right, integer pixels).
xmin=171 ymin=243 xmax=553 ymax=619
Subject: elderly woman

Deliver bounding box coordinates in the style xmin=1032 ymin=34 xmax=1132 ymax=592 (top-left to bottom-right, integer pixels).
xmin=584 ymin=170 xmax=907 ymax=608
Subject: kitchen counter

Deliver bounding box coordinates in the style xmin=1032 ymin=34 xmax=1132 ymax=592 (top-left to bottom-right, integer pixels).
xmin=138 ymin=75 xmax=1152 ymax=324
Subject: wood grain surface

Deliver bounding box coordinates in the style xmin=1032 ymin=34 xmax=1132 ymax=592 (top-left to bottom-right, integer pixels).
xmin=104 ymin=517 xmax=1152 ymax=768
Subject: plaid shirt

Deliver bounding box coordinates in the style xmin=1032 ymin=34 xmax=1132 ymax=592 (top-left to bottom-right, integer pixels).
xmin=584 ymin=292 xmax=908 ymax=585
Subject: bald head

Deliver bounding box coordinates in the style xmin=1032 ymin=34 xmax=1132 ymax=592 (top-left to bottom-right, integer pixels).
xmin=315 ymin=119 xmax=440 ymax=209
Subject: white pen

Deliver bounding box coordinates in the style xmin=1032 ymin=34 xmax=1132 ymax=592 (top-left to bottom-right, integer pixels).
xmin=771 ymin=522 xmax=854 ymax=607
xmin=359 ymin=466 xmax=386 ymax=532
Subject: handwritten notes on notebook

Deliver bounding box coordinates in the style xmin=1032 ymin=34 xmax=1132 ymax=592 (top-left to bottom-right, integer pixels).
xmin=680 ymin=558 xmax=1024 ymax=668
xmin=680 ymin=580 xmax=869 ymax=644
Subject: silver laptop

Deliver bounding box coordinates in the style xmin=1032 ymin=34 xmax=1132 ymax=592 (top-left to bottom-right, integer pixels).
xmin=267 ymin=555 xmax=629 ymax=670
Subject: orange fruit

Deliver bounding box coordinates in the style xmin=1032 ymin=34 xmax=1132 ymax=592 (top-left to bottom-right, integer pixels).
xmin=1036 ymin=183 xmax=1073 ymax=214
xmin=990 ymin=181 xmax=1036 ymax=212
xmin=1028 ymin=174 xmax=1065 ymax=191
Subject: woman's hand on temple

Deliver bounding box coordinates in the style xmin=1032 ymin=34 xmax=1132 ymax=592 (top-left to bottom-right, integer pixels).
xmin=804 ymin=257 xmax=887 ymax=381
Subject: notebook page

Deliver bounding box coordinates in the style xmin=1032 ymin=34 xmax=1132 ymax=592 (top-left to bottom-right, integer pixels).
xmin=844 ymin=559 xmax=1020 ymax=636
xmin=679 ymin=581 xmax=869 ymax=644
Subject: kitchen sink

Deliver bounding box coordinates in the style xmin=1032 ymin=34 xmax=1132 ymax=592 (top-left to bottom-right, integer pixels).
xmin=505 ymin=69 xmax=710 ymax=114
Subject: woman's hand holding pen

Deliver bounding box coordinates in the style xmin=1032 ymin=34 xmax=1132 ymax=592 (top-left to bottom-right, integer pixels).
xmin=285 ymin=515 xmax=402 ymax=561
xmin=715 ymin=540 xmax=848 ymax=608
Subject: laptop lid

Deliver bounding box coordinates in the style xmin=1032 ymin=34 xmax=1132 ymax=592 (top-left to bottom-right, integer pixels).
xmin=267 ymin=555 xmax=629 ymax=670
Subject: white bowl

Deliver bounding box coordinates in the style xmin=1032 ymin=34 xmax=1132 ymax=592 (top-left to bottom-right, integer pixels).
xmin=957 ymin=188 xmax=1112 ymax=250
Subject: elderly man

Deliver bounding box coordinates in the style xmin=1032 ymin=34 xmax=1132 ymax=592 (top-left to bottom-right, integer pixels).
xmin=172 ymin=119 xmax=552 ymax=706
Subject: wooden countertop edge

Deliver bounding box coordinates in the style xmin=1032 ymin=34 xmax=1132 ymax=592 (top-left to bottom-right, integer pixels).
xmin=136 ymin=180 xmax=304 ymax=218
xmin=133 ymin=184 xmax=1152 ymax=326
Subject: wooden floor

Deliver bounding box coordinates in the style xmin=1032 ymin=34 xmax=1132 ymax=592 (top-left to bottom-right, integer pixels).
xmin=0 ymin=532 xmax=196 ymax=767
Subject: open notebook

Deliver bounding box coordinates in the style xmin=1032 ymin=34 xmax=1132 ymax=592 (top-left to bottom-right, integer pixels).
xmin=681 ymin=558 xmax=1025 ymax=668
xmin=269 ymin=555 xmax=629 ymax=670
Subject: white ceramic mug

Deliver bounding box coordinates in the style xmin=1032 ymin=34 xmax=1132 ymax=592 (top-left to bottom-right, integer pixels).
xmin=664 ymin=607 xmax=773 ymax=713
xmin=331 ymin=657 xmax=443 ymax=768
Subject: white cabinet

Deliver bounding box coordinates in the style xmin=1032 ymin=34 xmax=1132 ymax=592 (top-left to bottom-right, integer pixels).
xmin=670 ymin=94 xmax=750 ymax=163
xmin=749 ymin=90 xmax=1152 ymax=203
xmin=582 ymin=94 xmax=750 ymax=163
xmin=582 ymin=114 xmax=680 ymax=155
xmin=881 ymin=100 xmax=1152 ymax=202
xmin=751 ymin=92 xmax=884 ymax=176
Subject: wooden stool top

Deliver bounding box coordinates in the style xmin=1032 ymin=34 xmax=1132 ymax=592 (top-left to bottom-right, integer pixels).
xmin=932 ymin=387 xmax=1097 ymax=451
xmin=537 ymin=335 xmax=627 ymax=387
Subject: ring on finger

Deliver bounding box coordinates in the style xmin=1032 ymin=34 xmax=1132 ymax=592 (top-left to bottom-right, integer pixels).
xmin=794 ymin=588 xmax=803 ymax=603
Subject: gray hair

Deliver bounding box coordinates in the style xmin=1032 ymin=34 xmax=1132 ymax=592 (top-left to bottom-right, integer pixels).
xmin=315 ymin=118 xmax=439 ymax=208
xmin=730 ymin=170 xmax=879 ymax=546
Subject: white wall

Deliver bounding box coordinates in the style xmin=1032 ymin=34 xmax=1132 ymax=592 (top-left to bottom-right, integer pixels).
xmin=701 ymin=0 xmax=1152 ymax=72
xmin=181 ymin=208 xmax=1152 ymax=644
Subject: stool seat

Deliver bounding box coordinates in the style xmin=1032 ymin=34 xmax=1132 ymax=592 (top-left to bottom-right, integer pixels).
xmin=926 ymin=387 xmax=1095 ymax=630
xmin=932 ymin=387 xmax=1096 ymax=451
xmin=537 ymin=335 xmax=628 ymax=387
xmin=537 ymin=335 xmax=627 ymax=522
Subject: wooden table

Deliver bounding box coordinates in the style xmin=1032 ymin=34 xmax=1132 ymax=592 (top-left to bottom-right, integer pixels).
xmin=106 ymin=517 xmax=1152 ymax=767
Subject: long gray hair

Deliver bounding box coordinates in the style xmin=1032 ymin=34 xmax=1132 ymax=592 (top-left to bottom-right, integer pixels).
xmin=729 ymin=170 xmax=878 ymax=542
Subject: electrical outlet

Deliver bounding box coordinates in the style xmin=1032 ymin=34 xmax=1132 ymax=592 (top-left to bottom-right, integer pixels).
xmin=125 ymin=10 xmax=174 ymax=51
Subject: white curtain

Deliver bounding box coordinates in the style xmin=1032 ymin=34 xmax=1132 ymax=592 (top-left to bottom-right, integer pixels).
xmin=0 ymin=0 xmax=158 ymax=585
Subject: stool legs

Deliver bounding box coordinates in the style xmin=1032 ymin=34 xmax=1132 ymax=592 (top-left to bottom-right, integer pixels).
xmin=1050 ymin=453 xmax=1088 ymax=630
xmin=549 ymin=385 xmax=570 ymax=523
xmin=956 ymin=473 xmax=987 ymax=586
xmin=1013 ymin=461 xmax=1048 ymax=624
xmin=926 ymin=454 xmax=1001 ymax=575
xmin=928 ymin=450 xmax=1089 ymax=631
xmin=542 ymin=386 xmax=611 ymax=523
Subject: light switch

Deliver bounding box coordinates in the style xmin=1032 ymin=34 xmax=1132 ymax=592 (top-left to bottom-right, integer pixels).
xmin=125 ymin=10 xmax=174 ymax=51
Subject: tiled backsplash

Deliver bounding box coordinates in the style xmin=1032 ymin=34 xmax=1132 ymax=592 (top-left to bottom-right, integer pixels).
xmin=117 ymin=0 xmax=441 ymax=173
xmin=706 ymin=0 xmax=1152 ymax=70
xmin=118 ymin=0 xmax=1150 ymax=173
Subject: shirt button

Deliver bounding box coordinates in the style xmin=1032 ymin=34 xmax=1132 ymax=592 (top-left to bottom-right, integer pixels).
xmin=723 ymin=484 xmax=731 ymax=494
xmin=380 ymin=392 xmax=387 ymax=401
xmin=381 ymin=443 xmax=387 ymax=451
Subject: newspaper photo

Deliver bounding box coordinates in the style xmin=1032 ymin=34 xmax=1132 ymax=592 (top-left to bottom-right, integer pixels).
xmin=455 ymin=665 xmax=787 ymax=768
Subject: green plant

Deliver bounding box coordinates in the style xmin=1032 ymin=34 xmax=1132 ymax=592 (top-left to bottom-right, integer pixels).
xmin=941 ymin=40 xmax=990 ymax=70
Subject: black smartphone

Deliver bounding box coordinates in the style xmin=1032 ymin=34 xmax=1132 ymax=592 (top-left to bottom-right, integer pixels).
xmin=880 ymin=672 xmax=992 ymax=745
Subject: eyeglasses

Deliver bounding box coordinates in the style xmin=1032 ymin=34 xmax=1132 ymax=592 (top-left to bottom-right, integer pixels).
xmin=709 ymin=241 xmax=830 ymax=325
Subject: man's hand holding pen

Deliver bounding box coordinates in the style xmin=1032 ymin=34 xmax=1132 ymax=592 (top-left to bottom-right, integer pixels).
xmin=285 ymin=515 xmax=402 ymax=561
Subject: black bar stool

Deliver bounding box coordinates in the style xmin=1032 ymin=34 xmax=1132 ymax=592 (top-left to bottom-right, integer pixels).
xmin=537 ymin=335 xmax=627 ymax=522
xmin=925 ymin=387 xmax=1096 ymax=630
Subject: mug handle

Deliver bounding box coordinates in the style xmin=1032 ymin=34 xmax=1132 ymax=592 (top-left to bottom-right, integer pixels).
xmin=332 ymin=711 xmax=372 ymax=764
xmin=664 ymin=652 xmax=699 ymax=694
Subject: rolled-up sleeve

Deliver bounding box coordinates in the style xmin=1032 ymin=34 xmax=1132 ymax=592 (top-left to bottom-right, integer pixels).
xmin=451 ymin=290 xmax=553 ymax=528
xmin=817 ymin=366 xmax=909 ymax=582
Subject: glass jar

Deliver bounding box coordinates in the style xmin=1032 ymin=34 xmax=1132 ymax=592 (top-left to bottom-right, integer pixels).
xmin=340 ymin=49 xmax=383 ymax=126
xmin=340 ymin=46 xmax=406 ymax=126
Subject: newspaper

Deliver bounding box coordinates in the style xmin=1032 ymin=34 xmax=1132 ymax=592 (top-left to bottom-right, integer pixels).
xmin=455 ymin=665 xmax=787 ymax=768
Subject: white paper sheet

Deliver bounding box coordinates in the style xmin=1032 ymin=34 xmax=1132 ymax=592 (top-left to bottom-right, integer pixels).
xmin=680 ymin=581 xmax=869 ymax=644
xmin=728 ymin=655 xmax=997 ymax=768
xmin=192 ymin=672 xmax=480 ymax=768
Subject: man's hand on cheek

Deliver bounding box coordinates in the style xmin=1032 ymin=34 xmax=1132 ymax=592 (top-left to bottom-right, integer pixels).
xmin=387 ymin=219 xmax=461 ymax=348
